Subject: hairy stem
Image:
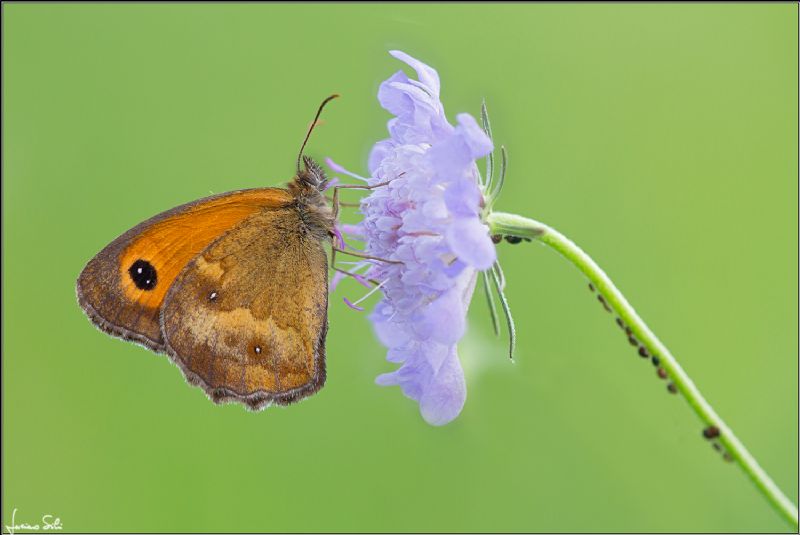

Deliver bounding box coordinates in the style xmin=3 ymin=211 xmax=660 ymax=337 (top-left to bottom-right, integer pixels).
xmin=487 ymin=210 xmax=798 ymax=529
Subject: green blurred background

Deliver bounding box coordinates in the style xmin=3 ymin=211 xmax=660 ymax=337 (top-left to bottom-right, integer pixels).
xmin=3 ymin=3 xmax=797 ymax=533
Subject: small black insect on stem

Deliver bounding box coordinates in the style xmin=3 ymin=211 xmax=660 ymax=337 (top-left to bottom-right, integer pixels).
xmin=491 ymin=234 xmax=532 ymax=245
xmin=587 ymin=278 xmax=687 ymax=410
xmin=586 ymin=273 xmax=733 ymax=462
xmin=589 ymin=278 xmax=736 ymax=463
xmin=702 ymin=425 xmax=732 ymax=461
xmin=588 ymin=284 xmax=733 ymax=462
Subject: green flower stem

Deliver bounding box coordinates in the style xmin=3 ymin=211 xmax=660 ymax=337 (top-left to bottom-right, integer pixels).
xmin=487 ymin=211 xmax=799 ymax=529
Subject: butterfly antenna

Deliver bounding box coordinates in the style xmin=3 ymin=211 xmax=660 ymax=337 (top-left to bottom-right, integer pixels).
xmin=297 ymin=94 xmax=340 ymax=174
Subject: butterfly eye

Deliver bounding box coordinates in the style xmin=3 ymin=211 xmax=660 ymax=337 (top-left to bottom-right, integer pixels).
xmin=128 ymin=259 xmax=157 ymax=290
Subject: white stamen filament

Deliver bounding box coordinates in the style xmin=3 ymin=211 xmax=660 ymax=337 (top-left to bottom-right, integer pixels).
xmin=337 ymin=260 xmax=372 ymax=270
xmin=352 ymin=278 xmax=389 ymax=306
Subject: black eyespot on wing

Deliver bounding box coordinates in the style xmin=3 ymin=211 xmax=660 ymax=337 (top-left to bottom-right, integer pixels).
xmin=129 ymin=259 xmax=157 ymax=290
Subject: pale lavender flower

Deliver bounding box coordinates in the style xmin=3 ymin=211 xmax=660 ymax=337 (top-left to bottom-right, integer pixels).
xmin=333 ymin=51 xmax=497 ymax=425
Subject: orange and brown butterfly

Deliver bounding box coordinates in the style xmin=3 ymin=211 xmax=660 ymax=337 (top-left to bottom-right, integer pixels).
xmin=76 ymin=95 xmax=346 ymax=410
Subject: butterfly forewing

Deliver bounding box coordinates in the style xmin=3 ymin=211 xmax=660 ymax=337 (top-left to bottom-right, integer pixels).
xmin=76 ymin=188 xmax=295 ymax=351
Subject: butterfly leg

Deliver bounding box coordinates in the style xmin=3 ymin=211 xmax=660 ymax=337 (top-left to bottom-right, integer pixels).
xmin=326 ymin=197 xmax=359 ymax=208
xmin=332 ymin=247 xmax=402 ymax=265
xmin=328 ymin=247 xmax=381 ymax=287
xmin=328 ymin=180 xmax=397 ymax=284
xmin=331 ymin=181 xmax=390 ymax=220
xmin=331 ymin=266 xmax=379 ymax=286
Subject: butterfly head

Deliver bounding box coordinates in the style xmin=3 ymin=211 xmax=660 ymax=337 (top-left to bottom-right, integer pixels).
xmin=287 ymin=95 xmax=339 ymax=236
xmin=294 ymin=155 xmax=330 ymax=192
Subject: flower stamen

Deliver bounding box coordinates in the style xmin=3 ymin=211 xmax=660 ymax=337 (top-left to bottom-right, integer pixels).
xmin=325 ymin=158 xmax=371 ymax=182
xmin=332 ymin=246 xmax=402 ymax=265
xmin=343 ymin=278 xmax=390 ymax=311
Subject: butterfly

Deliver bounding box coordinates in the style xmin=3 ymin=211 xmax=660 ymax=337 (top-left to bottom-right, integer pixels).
xmin=76 ymin=96 xmax=343 ymax=410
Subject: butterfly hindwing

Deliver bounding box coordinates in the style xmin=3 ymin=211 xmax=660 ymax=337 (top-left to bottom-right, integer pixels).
xmin=160 ymin=206 xmax=329 ymax=409
xmin=76 ymin=188 xmax=295 ymax=351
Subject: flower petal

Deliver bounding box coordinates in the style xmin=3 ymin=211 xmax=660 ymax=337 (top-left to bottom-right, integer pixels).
xmin=377 ymin=70 xmax=413 ymax=117
xmin=419 ymin=347 xmax=466 ymax=426
xmin=446 ymin=218 xmax=497 ymax=270
xmin=413 ymin=289 xmax=466 ymax=345
xmin=368 ymin=140 xmax=395 ymax=175
xmin=455 ymin=113 xmax=493 ymax=159
xmin=443 ymin=175 xmax=482 ymax=217
xmin=371 ymin=302 xmax=411 ymax=348
xmin=389 ymin=50 xmax=441 ymax=97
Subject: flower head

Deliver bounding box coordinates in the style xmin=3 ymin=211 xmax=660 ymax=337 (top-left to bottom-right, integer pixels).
xmin=336 ymin=51 xmax=497 ymax=425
